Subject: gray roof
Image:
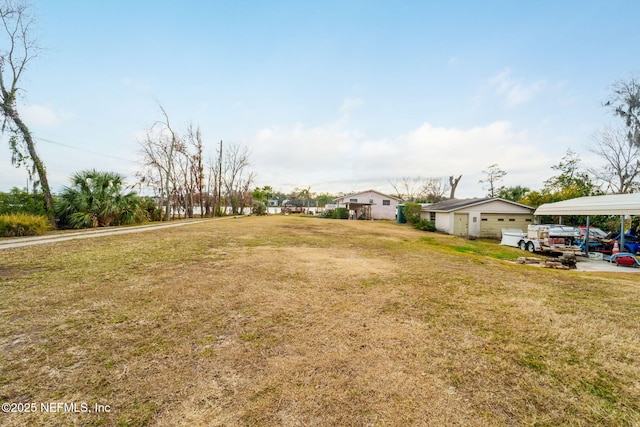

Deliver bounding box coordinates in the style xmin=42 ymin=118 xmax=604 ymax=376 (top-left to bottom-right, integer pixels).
xmin=423 ymin=197 xmax=534 ymax=212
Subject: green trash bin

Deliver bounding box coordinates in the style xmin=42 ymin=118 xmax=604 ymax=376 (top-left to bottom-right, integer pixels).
xmin=397 ymin=204 xmax=406 ymax=224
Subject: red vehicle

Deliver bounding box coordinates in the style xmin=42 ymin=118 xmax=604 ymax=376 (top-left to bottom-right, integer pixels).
xmin=578 ymin=226 xmax=607 ymax=239
xmin=610 ymin=252 xmax=640 ymax=267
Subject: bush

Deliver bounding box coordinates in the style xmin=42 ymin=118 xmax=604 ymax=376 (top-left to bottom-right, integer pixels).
xmin=333 ymin=207 xmax=349 ymax=219
xmin=140 ymin=197 xmax=162 ymax=222
xmin=0 ymin=213 xmax=51 ymax=237
xmin=252 ymin=202 xmax=267 ymax=216
xmin=55 ymin=170 xmax=147 ymax=228
xmin=403 ymin=203 xmax=423 ymax=224
xmin=413 ymin=218 xmax=436 ymax=232
xmin=0 ymin=188 xmax=47 ymax=216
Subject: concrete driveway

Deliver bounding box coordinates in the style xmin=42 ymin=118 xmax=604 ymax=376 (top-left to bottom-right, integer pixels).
xmin=574 ymin=256 xmax=640 ymax=272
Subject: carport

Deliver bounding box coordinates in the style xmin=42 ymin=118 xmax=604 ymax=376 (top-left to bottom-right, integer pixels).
xmin=534 ymin=193 xmax=640 ymax=252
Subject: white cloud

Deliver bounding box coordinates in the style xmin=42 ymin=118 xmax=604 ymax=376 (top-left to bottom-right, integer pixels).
xmin=21 ymin=105 xmax=75 ymax=127
xmin=250 ymin=116 xmax=554 ymax=197
xmin=490 ymin=68 xmax=545 ymax=107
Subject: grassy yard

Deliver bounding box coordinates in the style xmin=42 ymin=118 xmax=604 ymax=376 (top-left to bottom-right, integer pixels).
xmin=1 ymin=215 xmax=639 ymax=426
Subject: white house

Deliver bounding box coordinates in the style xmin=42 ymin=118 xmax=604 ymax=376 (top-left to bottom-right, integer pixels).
xmin=334 ymin=190 xmax=403 ymax=220
xmin=420 ymin=198 xmax=534 ymax=239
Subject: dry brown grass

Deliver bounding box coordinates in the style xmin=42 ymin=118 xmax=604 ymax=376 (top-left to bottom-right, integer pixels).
xmin=1 ymin=215 xmax=639 ymax=426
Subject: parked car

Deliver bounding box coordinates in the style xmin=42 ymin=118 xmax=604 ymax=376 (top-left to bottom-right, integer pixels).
xmin=601 ymin=234 xmax=640 ymax=254
xmin=578 ymin=226 xmax=607 ymax=239
xmin=577 ymin=226 xmax=608 ymax=252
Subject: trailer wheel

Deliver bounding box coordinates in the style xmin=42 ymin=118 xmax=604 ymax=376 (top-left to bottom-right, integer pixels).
xmin=519 ymin=240 xmax=527 ymax=250
xmin=526 ymin=242 xmax=535 ymax=253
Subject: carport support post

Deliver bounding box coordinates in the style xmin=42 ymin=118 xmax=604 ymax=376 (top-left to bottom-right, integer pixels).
xmin=585 ymin=216 xmax=590 ymax=256
xmin=620 ymin=216 xmax=626 ymax=250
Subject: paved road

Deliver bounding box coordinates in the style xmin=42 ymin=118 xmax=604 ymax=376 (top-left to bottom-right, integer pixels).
xmin=0 ymin=218 xmax=232 ymax=250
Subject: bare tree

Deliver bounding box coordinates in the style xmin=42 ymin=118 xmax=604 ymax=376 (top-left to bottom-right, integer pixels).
xmin=588 ymin=126 xmax=640 ymax=193
xmin=205 ymin=153 xmax=220 ymax=217
xmin=389 ymin=176 xmax=450 ymax=202
xmin=0 ymin=0 xmax=53 ymax=215
xmin=137 ymin=103 xmax=179 ymax=221
xmin=388 ymin=177 xmax=422 ymax=202
xmin=449 ymin=174 xmax=462 ymax=199
xmin=422 ymin=177 xmax=449 ymax=203
xmin=479 ymin=164 xmax=506 ymax=197
xmin=189 ymin=124 xmax=205 ymax=217
xmin=222 ymin=143 xmax=251 ymax=214
xmin=173 ymin=123 xmax=204 ymax=218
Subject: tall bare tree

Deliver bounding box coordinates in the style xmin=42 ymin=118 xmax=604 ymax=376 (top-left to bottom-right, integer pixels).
xmin=137 ymin=103 xmax=179 ymax=221
xmin=0 ymin=0 xmax=53 ymax=215
xmin=222 ymin=143 xmax=252 ymax=214
xmin=449 ymin=174 xmax=462 ymax=199
xmin=588 ymin=126 xmax=640 ymax=193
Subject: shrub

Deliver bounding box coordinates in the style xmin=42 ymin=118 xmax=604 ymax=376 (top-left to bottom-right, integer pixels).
xmin=140 ymin=197 xmax=162 ymax=222
xmin=413 ymin=218 xmax=436 ymax=232
xmin=0 ymin=213 xmax=51 ymax=237
xmin=0 ymin=187 xmax=47 ymax=216
xmin=403 ymin=203 xmax=423 ymax=224
xmin=333 ymin=207 xmax=349 ymax=219
xmin=252 ymin=202 xmax=267 ymax=216
xmin=55 ymin=170 xmax=147 ymax=228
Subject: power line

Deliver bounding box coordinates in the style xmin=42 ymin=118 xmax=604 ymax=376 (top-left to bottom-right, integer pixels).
xmin=33 ymin=137 xmax=138 ymax=163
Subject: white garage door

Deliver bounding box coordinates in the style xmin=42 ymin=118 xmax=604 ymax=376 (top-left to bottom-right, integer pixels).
xmin=480 ymin=214 xmax=533 ymax=239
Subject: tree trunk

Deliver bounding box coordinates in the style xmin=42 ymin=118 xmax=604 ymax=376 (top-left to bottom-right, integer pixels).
xmin=449 ymin=175 xmax=462 ymax=199
xmin=8 ymin=108 xmax=54 ymax=218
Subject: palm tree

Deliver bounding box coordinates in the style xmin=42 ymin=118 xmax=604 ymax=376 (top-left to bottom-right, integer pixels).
xmin=55 ymin=170 xmax=147 ymax=228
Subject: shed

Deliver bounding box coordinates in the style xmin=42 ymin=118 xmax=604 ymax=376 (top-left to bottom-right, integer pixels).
xmin=420 ymin=198 xmax=535 ymax=239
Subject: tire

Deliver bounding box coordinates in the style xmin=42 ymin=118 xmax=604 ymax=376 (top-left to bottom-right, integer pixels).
xmin=519 ymin=240 xmax=527 ymax=250
xmin=526 ymin=242 xmax=535 ymax=253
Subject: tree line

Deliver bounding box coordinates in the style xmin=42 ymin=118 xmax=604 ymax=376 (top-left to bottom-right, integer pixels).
xmin=2 ymin=1 xmax=640 ymax=231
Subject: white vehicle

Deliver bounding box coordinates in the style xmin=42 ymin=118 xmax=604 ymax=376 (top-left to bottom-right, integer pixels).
xmin=501 ymin=224 xmax=582 ymax=254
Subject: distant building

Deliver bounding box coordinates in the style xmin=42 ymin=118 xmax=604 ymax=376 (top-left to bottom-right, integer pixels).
xmin=333 ymin=190 xmax=403 ymax=220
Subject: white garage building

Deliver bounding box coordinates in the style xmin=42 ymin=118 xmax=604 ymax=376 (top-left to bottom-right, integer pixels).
xmin=420 ymin=197 xmax=535 ymax=239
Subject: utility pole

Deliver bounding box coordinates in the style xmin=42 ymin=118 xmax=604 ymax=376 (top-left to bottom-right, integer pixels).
xmin=217 ymin=140 xmax=223 ymax=216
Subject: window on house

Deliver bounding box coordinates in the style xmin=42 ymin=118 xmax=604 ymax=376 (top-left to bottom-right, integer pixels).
xmin=430 ymin=212 xmax=435 ymax=221
xmin=382 ymin=200 xmax=390 ymax=206
xmin=369 ymin=199 xmax=374 ymax=204
xmin=498 ymin=218 xmax=505 ymax=221
xmin=509 ymin=218 xmax=516 ymax=222
xmin=350 ymin=198 xmax=357 ymax=203
xmin=481 ymin=218 xmax=488 ymax=221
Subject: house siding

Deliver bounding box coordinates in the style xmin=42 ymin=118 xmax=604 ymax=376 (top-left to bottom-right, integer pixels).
xmin=334 ymin=190 xmax=401 ymax=220
xmin=421 ymin=199 xmax=534 ymax=238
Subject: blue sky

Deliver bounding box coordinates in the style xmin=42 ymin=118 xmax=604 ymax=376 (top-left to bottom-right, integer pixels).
xmin=1 ymin=0 xmax=639 ymax=198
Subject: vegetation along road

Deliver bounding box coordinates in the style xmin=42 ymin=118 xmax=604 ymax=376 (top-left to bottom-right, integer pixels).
xmin=0 ymin=218 xmax=233 ymax=250
xmin=1 ymin=215 xmax=639 ymax=426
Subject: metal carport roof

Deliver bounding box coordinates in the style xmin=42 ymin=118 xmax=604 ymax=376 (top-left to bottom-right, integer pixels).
xmin=534 ymin=193 xmax=640 ymax=216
